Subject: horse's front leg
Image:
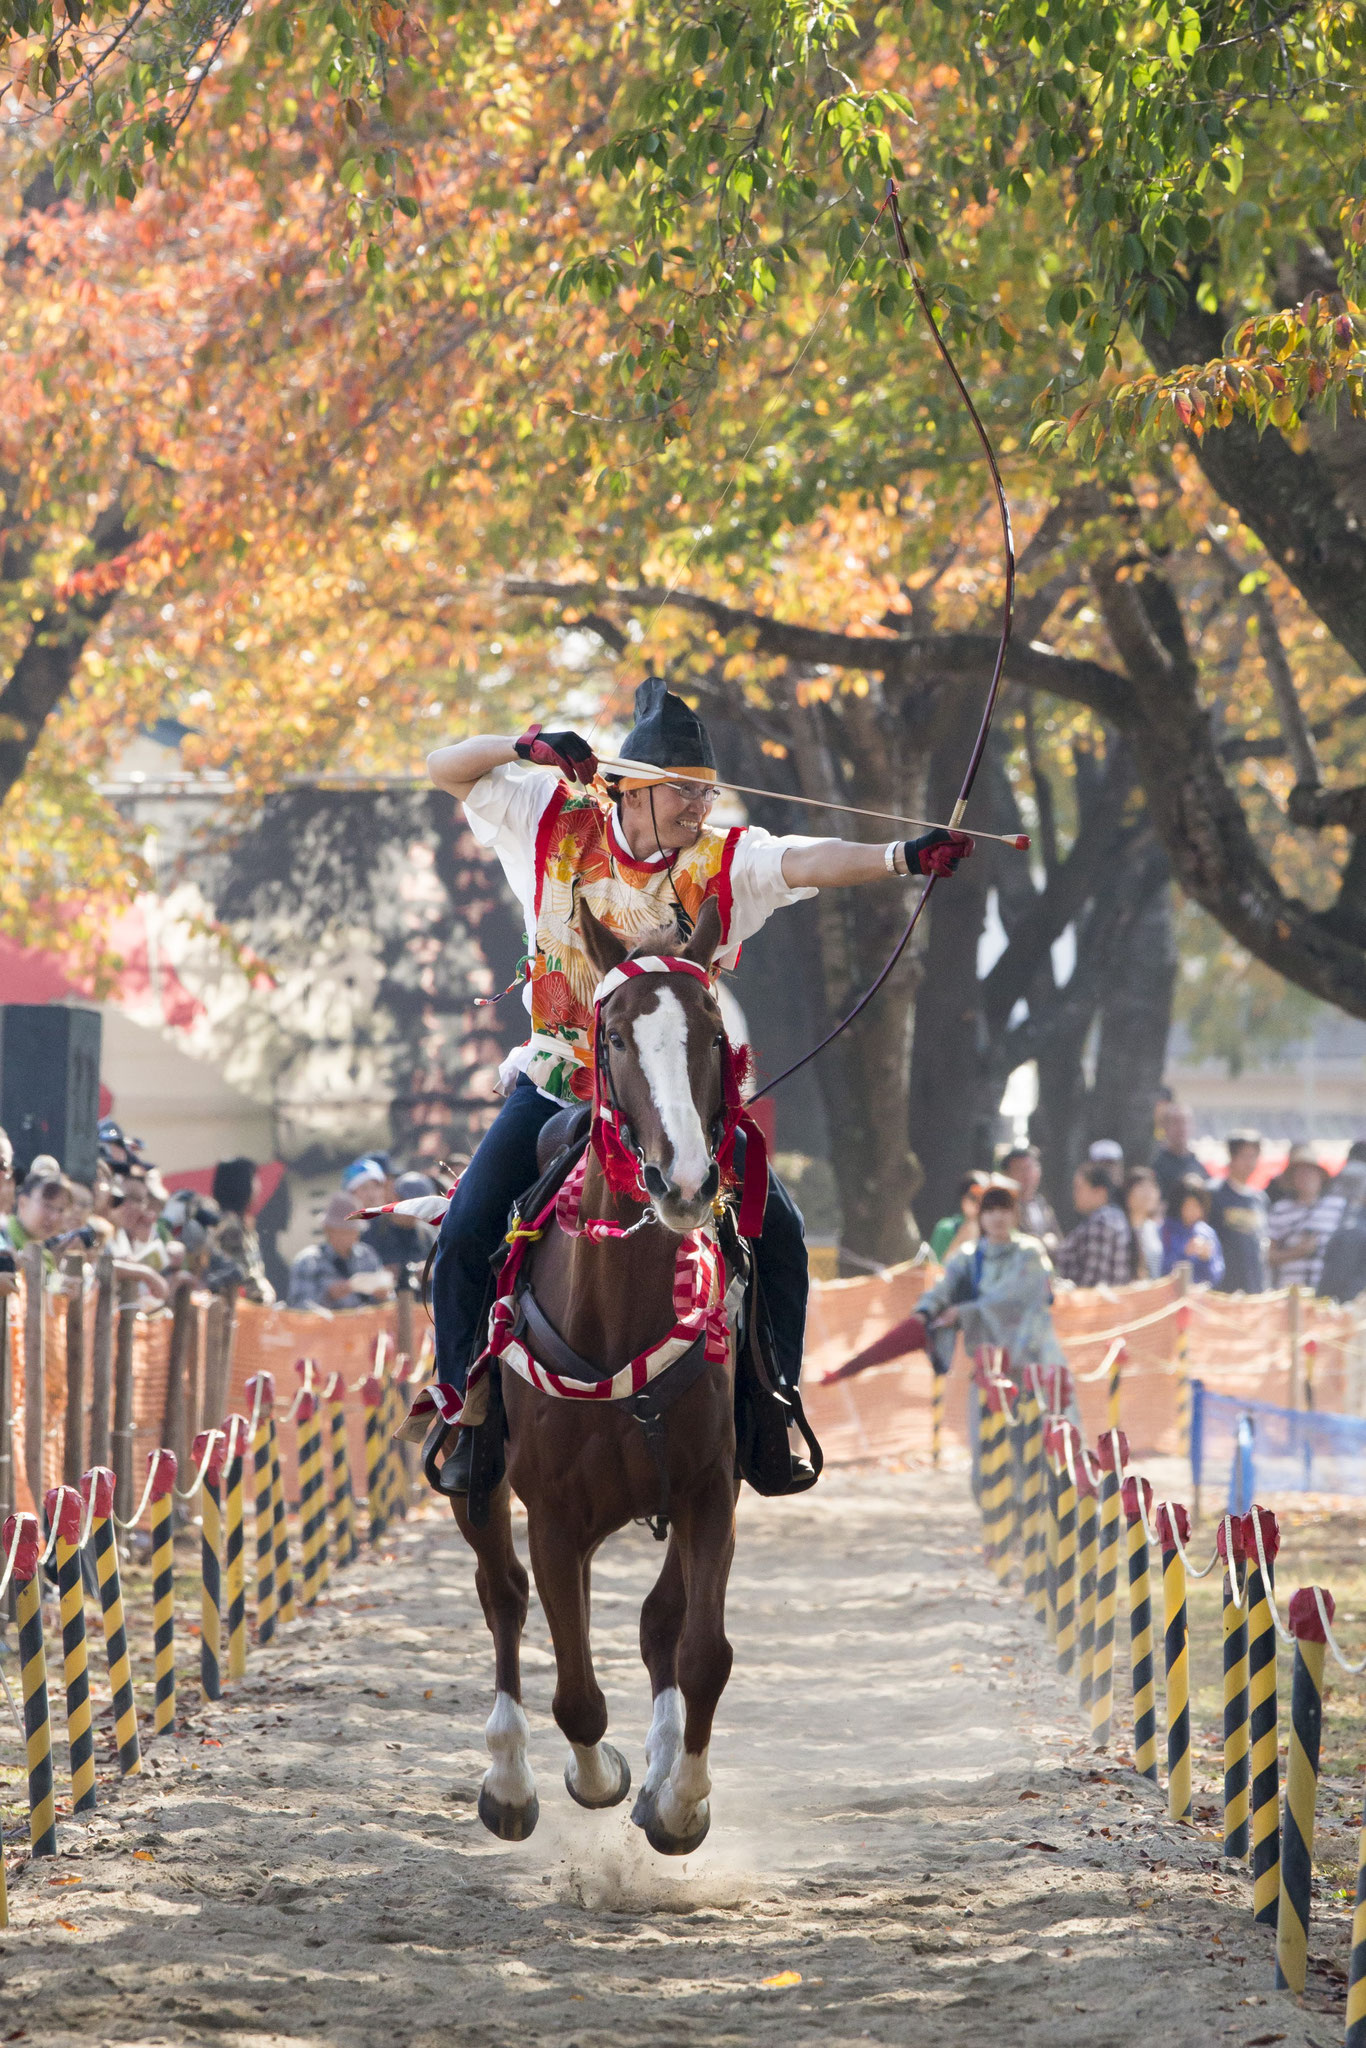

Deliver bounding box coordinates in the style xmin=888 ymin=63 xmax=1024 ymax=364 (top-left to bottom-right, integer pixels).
xmin=453 ymin=1480 xmax=539 ymax=1841
xmin=638 ymin=1469 xmax=736 ymax=1855
xmin=527 ymin=1513 xmax=631 ymax=1811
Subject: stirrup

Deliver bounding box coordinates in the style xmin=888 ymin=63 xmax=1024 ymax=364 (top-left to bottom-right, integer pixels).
xmin=422 ymin=1417 xmax=473 ymax=1497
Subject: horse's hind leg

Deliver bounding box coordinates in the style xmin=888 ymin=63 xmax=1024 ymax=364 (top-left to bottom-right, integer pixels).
xmin=454 ymin=1482 xmax=539 ymax=1841
xmin=527 ymin=1516 xmax=631 ymax=1812
xmin=639 ymin=1473 xmax=736 ymax=1856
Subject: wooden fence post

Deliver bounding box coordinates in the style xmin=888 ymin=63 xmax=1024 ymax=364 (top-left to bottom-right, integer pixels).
xmin=162 ymin=1275 xmax=196 ymax=1476
xmin=21 ymin=1243 xmax=44 ymax=1513
xmin=1288 ymin=1284 xmax=1303 ymax=1410
xmin=87 ymin=1250 xmax=115 ymax=1473
xmin=202 ymin=1281 xmax=238 ymax=1430
xmin=62 ymin=1251 xmax=87 ymax=1486
xmin=111 ymin=1276 xmax=138 ymax=1523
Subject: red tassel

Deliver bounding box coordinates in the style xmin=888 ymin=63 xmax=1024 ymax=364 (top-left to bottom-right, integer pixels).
xmin=734 ymin=1109 xmax=768 ymax=1238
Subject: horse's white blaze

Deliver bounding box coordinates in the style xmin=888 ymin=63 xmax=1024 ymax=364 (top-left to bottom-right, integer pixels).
xmin=568 ymin=1740 xmax=623 ymax=1803
xmin=633 ymin=989 xmax=710 ymax=1197
xmin=484 ymin=1691 xmax=536 ymax=1810
xmin=642 ymin=1685 xmax=684 ymax=1802
xmin=656 ymin=1743 xmax=710 ymax=1838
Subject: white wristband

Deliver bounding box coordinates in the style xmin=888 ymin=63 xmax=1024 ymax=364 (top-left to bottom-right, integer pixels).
xmin=884 ymin=841 xmax=899 ymax=875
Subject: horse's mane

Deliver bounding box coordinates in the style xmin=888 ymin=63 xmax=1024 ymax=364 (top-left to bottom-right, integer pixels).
xmin=624 ymin=921 xmax=686 ymax=964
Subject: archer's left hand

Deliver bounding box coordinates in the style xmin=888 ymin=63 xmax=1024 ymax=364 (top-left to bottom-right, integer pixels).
xmin=905 ymin=828 xmax=974 ymax=878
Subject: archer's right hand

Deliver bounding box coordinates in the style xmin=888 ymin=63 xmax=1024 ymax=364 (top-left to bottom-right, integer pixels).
xmin=514 ymin=724 xmax=599 ymax=784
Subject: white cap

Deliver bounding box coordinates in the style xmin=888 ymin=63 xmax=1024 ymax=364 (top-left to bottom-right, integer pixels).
xmin=1088 ymin=1139 xmax=1123 ymax=1162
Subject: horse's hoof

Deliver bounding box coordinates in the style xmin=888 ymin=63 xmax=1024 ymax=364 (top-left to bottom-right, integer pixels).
xmin=564 ymin=1743 xmax=632 ymax=1811
xmin=477 ymin=1784 xmax=540 ymax=1841
xmin=643 ymin=1803 xmax=710 ymax=1857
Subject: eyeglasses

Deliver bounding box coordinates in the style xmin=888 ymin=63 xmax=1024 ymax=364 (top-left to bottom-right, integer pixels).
xmin=660 ymin=780 xmax=718 ymax=809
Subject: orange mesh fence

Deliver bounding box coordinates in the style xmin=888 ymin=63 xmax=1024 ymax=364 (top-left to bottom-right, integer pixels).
xmin=0 ymin=1277 xmax=404 ymax=1517
xmin=3 ymin=1263 xmax=1362 ymax=1507
xmin=801 ymin=1265 xmax=1366 ymax=1463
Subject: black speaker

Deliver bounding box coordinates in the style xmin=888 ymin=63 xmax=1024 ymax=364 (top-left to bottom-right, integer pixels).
xmin=0 ymin=1005 xmax=102 ymax=1185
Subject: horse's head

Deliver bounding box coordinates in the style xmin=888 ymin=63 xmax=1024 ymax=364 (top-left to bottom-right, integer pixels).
xmin=582 ymin=897 xmax=729 ymax=1235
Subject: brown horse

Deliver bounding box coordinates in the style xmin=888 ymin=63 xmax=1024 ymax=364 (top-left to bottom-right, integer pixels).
xmin=450 ymin=897 xmax=743 ymax=1854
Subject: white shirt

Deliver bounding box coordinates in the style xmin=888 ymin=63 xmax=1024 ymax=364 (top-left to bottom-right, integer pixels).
xmin=462 ymin=762 xmax=821 ymax=1016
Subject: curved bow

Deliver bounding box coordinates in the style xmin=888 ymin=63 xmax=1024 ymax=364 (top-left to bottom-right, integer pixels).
xmin=751 ymin=180 xmax=1015 ymax=1103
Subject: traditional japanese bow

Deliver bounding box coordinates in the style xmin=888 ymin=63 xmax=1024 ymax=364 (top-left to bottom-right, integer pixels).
xmin=750 ymin=180 xmax=1016 ymax=1103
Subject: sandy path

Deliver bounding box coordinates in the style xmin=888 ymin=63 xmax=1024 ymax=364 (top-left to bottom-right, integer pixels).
xmin=0 ymin=1470 xmax=1334 ymax=2047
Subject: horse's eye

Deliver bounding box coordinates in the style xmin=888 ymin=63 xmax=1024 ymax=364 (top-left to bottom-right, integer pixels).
xmin=608 ymin=1030 xmax=625 ymax=1050
xmin=714 ymin=1032 xmax=725 ymax=1048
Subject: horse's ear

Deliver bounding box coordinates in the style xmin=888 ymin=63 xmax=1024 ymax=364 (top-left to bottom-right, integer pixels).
xmin=580 ymin=902 xmax=629 ymax=980
xmin=682 ymin=894 xmax=723 ymax=972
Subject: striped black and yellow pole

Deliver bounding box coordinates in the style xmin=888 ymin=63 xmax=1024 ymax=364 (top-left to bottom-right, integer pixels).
xmin=323 ymin=1372 xmax=359 ymax=1568
xmin=1090 ymin=1430 xmax=1127 ymax=1750
xmin=149 ymin=1448 xmax=179 ymax=1734
xmin=1158 ymin=1501 xmax=1192 ymax=1823
xmin=362 ymin=1368 xmax=387 ymax=1543
xmin=81 ymin=1466 xmax=140 ymax=1776
xmin=1215 ymin=1513 xmax=1251 ymax=1860
xmin=1107 ymin=1339 xmax=1126 ymax=1435
xmin=1075 ymin=1451 xmax=1100 ymax=1715
xmin=193 ymin=1429 xmax=226 ymax=1702
xmin=1042 ymin=1420 xmax=1061 ymax=1644
xmin=246 ymin=1372 xmax=277 ymax=1642
xmin=1018 ymin=1383 xmax=1046 ymax=1621
xmin=1245 ymin=1505 xmax=1282 ymax=1927
xmin=223 ymin=1415 xmax=248 ymax=1683
xmin=295 ymin=1363 xmax=328 ymax=1606
xmin=1121 ymin=1475 xmax=1158 ymax=1782
xmin=1053 ymin=1423 xmax=1079 ymax=1675
xmin=389 ymin=1353 xmax=413 ymax=1522
xmin=978 ymin=1377 xmax=1014 ymax=1583
xmin=931 ymin=1361 xmax=944 ymax=1469
xmin=1274 ymin=1585 xmax=1333 ymax=1996
xmin=1175 ymin=1302 xmax=1192 ymax=1460
xmin=45 ymin=1484 xmax=96 ymax=1815
xmin=4 ymin=1513 xmax=56 ymax=1856
xmin=1345 ymin=1774 xmax=1366 ymax=2045
xmin=268 ymin=1406 xmax=298 ymax=1625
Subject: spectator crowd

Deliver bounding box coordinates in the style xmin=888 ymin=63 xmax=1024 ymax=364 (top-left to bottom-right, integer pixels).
xmin=929 ymin=1105 xmax=1366 ymax=1307
xmin=0 ymin=1119 xmax=445 ymax=1316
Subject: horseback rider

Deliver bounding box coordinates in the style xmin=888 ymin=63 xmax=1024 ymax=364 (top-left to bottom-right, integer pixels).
xmin=425 ymin=678 xmax=973 ymax=1493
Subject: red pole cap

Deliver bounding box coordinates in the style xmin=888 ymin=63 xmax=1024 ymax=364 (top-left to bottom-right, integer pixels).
xmin=192 ymin=1430 xmax=229 ymax=1489
xmin=394 ymin=1352 xmax=413 ymax=1386
xmin=1043 ymin=1364 xmax=1074 ymax=1412
xmin=982 ymin=1376 xmax=1011 ymax=1416
xmin=1095 ymin=1430 xmax=1130 ymax=1473
xmin=1216 ymin=1514 xmax=1247 ymax=1565
xmin=245 ymin=1371 xmax=275 ymax=1415
xmin=1175 ymin=1302 xmax=1191 ymax=1333
xmin=971 ymin=1349 xmax=994 ymax=1389
xmin=222 ymin=1413 xmax=249 ymax=1463
xmin=1242 ymin=1506 xmax=1280 ymax=1567
xmin=322 ymin=1371 xmax=344 ymax=1403
xmin=1073 ymin=1451 xmax=1098 ymax=1501
xmin=297 ymin=1390 xmax=317 ymax=1424
xmin=44 ymin=1485 xmax=83 ymax=1545
xmin=1157 ymin=1502 xmax=1191 ymax=1550
xmin=1010 ymin=834 xmax=1032 ymax=851
xmin=81 ymin=1466 xmax=117 ymax=1520
xmin=360 ymin=1374 xmax=383 ymax=1409
xmin=2 ymin=1511 xmax=41 ymax=1583
xmin=1121 ymin=1475 xmax=1153 ymax=1526
xmin=149 ymin=1447 xmax=179 ymax=1501
xmin=1287 ymin=1586 xmax=1336 ymax=1642
xmin=294 ymin=1356 xmax=315 ymax=1386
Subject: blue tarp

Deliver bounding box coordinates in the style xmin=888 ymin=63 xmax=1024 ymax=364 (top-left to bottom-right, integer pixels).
xmin=1191 ymin=1379 xmax=1366 ymax=1508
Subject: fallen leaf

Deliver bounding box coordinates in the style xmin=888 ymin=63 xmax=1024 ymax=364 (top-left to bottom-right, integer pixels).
xmin=1022 ymin=1840 xmax=1061 ymax=1852
xmin=1243 ymin=2034 xmax=1285 ymax=2046
xmin=47 ymin=1875 xmax=81 ymax=1887
xmin=133 ymin=1850 xmax=155 ymax=1862
xmin=1018 ymin=1790 xmax=1041 ymax=1801
xmin=56 ymin=1919 xmax=79 ymax=1931
xmin=423 ymin=1689 xmax=434 ymax=1699
xmin=760 ymin=1971 xmax=802 ymax=1989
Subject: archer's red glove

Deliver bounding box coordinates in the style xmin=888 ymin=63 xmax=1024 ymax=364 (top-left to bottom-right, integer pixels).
xmin=905 ymin=828 xmax=974 ymax=878
xmin=514 ymin=724 xmax=598 ymax=784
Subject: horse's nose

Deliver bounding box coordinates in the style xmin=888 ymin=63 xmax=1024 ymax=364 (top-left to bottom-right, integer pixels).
xmin=700 ymin=1162 xmax=720 ymax=1202
xmin=643 ymin=1163 xmax=676 ymax=1202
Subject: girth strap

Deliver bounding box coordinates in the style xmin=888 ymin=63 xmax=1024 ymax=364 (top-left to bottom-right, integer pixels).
xmin=513 ymin=1283 xmax=600 ymax=1383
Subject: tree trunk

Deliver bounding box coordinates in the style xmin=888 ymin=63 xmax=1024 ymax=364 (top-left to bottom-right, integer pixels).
xmin=1087 ymin=835 xmax=1176 ymax=1167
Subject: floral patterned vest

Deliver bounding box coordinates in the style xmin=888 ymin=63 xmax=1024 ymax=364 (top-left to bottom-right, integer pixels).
xmin=523 ymin=787 xmax=740 ymax=1101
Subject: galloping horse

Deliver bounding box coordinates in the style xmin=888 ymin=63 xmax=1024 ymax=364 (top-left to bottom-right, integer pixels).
xmin=450 ymin=896 xmax=750 ymax=1855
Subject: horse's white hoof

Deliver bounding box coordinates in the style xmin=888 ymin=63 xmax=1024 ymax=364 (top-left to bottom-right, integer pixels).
xmin=478 ymin=1782 xmax=540 ymax=1840
xmin=565 ymin=1740 xmax=632 ymax=1810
